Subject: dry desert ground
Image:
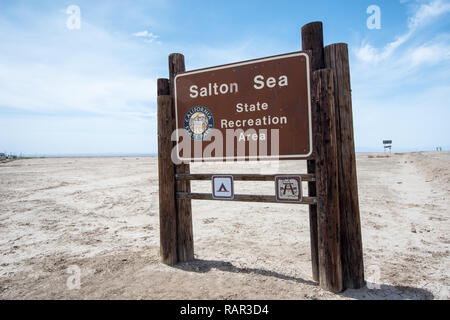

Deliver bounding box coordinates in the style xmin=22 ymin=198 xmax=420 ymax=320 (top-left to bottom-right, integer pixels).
xmin=0 ymin=152 xmax=449 ymax=299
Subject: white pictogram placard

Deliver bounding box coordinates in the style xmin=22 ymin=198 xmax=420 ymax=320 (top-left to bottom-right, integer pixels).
xmin=275 ymin=175 xmax=302 ymax=203
xmin=212 ymin=175 xmax=234 ymax=200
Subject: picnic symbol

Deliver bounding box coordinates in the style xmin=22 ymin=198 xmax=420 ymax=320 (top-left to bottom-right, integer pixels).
xmin=275 ymin=176 xmax=302 ymax=203
xmin=281 ymin=181 xmax=298 ymax=196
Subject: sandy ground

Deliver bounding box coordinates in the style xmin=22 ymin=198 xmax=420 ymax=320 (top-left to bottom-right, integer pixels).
xmin=0 ymin=152 xmax=448 ymax=300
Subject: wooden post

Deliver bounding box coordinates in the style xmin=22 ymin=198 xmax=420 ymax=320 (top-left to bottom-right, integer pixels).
xmin=301 ymin=21 xmax=325 ymax=283
xmin=302 ymin=22 xmax=325 ymax=71
xmin=169 ymin=53 xmax=194 ymax=262
xmin=325 ymin=43 xmax=365 ymax=289
xmin=157 ymin=78 xmax=178 ymax=265
xmin=157 ymin=78 xmax=170 ymax=96
xmin=312 ymin=69 xmax=343 ymax=293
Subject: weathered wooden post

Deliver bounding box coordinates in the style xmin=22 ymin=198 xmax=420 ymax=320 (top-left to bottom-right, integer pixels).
xmin=302 ymin=21 xmax=364 ymax=291
xmin=168 ymin=53 xmax=194 ymax=262
xmin=312 ymin=69 xmax=343 ymax=293
xmin=157 ymin=78 xmax=178 ymax=265
xmin=325 ymin=43 xmax=365 ymax=289
xmin=302 ymin=22 xmax=344 ymax=292
xmin=301 ymin=21 xmax=325 ymax=283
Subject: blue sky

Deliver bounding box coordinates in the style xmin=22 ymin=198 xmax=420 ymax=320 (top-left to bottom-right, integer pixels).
xmin=0 ymin=0 xmax=449 ymax=155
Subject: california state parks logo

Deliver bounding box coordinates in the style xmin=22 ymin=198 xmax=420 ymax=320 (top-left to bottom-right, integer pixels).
xmin=184 ymin=106 xmax=214 ymax=140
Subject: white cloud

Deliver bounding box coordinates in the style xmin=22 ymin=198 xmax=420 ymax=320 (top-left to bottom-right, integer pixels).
xmin=0 ymin=62 xmax=157 ymax=118
xmin=132 ymin=31 xmax=150 ymax=37
xmin=355 ymin=0 xmax=450 ymax=63
xmin=132 ymin=30 xmax=160 ymax=43
xmin=408 ymin=41 xmax=450 ymax=66
xmin=0 ymin=17 xmax=162 ymax=121
xmin=0 ymin=3 xmax=168 ymax=154
xmin=408 ymin=0 xmax=450 ymax=29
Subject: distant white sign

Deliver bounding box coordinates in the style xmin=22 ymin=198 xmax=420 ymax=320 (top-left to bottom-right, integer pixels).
xmin=275 ymin=175 xmax=302 ymax=203
xmin=212 ymin=175 xmax=234 ymax=200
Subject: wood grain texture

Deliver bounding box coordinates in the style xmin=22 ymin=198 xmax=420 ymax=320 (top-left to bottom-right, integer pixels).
xmin=312 ymin=69 xmax=343 ymax=293
xmin=157 ymin=94 xmax=178 ymax=265
xmin=301 ymin=22 xmax=325 ymax=283
xmin=175 ymin=173 xmax=315 ymax=182
xmin=325 ymin=43 xmax=365 ymax=289
xmin=301 ymin=22 xmax=325 ymax=71
xmin=157 ymin=78 xmax=170 ymax=96
xmin=169 ymin=53 xmax=194 ymax=262
xmin=177 ymin=192 xmax=317 ymax=205
xmin=307 ymin=159 xmax=320 ymax=282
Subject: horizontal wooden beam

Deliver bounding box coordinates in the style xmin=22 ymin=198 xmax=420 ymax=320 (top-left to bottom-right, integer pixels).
xmin=176 ymin=192 xmax=317 ymax=205
xmin=175 ymin=173 xmax=316 ymax=182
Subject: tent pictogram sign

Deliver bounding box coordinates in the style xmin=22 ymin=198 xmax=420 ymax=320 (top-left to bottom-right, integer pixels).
xmin=212 ymin=175 xmax=234 ymax=200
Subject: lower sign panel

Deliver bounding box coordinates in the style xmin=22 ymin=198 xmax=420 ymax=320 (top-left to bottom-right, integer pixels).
xmin=275 ymin=175 xmax=303 ymax=203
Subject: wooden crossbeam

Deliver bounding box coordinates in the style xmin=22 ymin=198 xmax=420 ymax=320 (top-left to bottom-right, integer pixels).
xmin=176 ymin=192 xmax=316 ymax=205
xmin=175 ymin=173 xmax=316 ymax=182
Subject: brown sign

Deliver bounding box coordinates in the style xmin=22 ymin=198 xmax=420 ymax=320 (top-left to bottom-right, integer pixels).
xmin=174 ymin=51 xmax=312 ymax=161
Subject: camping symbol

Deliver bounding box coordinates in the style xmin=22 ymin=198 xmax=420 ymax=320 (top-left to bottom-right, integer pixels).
xmin=212 ymin=175 xmax=234 ymax=200
xmin=217 ymin=183 xmax=229 ymax=193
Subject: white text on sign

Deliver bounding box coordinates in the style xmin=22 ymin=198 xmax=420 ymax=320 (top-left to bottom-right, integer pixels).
xmin=189 ymin=75 xmax=288 ymax=98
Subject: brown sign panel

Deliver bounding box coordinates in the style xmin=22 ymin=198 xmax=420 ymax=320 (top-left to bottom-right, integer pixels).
xmin=174 ymin=51 xmax=312 ymax=161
